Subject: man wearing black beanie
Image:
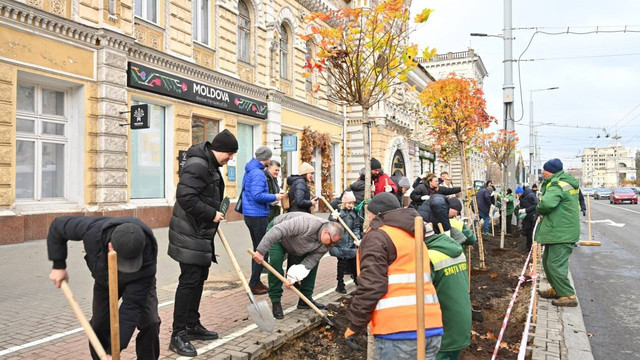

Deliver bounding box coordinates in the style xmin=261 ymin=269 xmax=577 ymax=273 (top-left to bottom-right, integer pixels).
xmin=370 ymin=158 xmax=398 ymax=195
xmin=168 ymin=129 xmax=238 ymax=356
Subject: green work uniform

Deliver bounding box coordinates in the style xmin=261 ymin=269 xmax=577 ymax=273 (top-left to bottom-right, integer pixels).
xmin=535 ymin=170 xmax=580 ymax=297
xmin=496 ymin=193 xmax=515 ymax=216
xmin=425 ymin=233 xmax=471 ymax=359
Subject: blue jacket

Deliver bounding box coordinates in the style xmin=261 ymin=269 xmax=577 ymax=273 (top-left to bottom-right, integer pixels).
xmin=241 ymin=158 xmax=276 ymax=217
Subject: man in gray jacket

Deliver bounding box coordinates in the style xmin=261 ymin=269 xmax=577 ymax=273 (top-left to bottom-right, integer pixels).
xmin=251 ymin=213 xmax=344 ymax=319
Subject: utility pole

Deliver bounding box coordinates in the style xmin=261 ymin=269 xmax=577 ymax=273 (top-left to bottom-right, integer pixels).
xmin=612 ymin=134 xmax=622 ymax=187
xmin=503 ymin=0 xmax=516 ymax=190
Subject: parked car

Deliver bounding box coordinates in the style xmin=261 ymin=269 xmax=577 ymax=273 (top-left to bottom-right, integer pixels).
xmin=594 ymin=188 xmax=612 ymax=200
xmin=610 ymin=188 xmax=638 ymax=204
xmin=582 ymin=187 xmax=596 ymax=197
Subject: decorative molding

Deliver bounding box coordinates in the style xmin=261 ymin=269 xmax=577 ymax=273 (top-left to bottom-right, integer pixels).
xmin=277 ymin=6 xmax=305 ymax=50
xmin=295 ymin=0 xmax=336 ymax=13
xmin=268 ymin=90 xmax=343 ymax=125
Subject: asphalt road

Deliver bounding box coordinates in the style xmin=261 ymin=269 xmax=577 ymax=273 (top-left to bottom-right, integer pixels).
xmin=571 ymin=198 xmax=640 ymax=360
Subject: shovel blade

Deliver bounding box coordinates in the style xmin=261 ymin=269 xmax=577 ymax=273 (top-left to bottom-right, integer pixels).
xmin=247 ymin=300 xmax=275 ymax=333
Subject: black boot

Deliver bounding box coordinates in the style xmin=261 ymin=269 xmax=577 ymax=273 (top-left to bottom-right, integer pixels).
xmin=297 ymin=298 xmax=326 ymax=310
xmin=272 ymin=301 xmax=284 ymax=319
xmin=336 ymin=279 xmax=346 ymax=294
xmin=351 ymin=274 xmax=358 ymax=286
xmin=186 ymin=323 xmax=219 ymax=340
xmin=169 ymin=330 xmax=197 ymax=357
xmin=336 ymin=260 xmax=346 ymax=294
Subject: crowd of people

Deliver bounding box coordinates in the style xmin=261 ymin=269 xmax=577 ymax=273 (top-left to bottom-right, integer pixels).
xmin=45 ymin=127 xmax=582 ymax=359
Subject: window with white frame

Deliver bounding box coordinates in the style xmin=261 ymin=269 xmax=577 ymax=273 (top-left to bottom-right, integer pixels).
xmin=279 ymin=24 xmax=289 ymax=80
xmin=305 ymin=40 xmax=313 ymax=91
xmin=192 ymin=0 xmax=209 ymax=44
xmin=130 ymin=101 xmax=166 ymax=199
xmin=237 ymin=0 xmax=251 ymax=63
xmin=134 ymin=0 xmax=157 ymax=23
xmin=16 ymin=84 xmax=68 ymax=200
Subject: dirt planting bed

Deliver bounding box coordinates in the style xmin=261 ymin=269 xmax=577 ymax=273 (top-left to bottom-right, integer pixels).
xmin=263 ymin=232 xmax=533 ymax=360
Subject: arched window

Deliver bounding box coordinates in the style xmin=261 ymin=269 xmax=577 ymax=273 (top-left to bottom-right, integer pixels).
xmin=237 ymin=0 xmax=251 ymax=63
xmin=279 ymin=24 xmax=289 ymax=80
xmin=305 ymin=40 xmax=313 ymax=91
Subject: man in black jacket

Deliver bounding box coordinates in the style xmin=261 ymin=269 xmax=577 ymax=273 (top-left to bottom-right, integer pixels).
xmin=417 ymin=193 xmax=452 ymax=235
xmin=47 ymin=216 xmax=160 ymax=360
xmin=265 ymin=160 xmax=282 ymax=222
xmin=168 ymin=129 xmax=238 ymax=357
xmin=475 ymin=180 xmax=494 ymax=235
xmin=517 ymin=186 xmax=539 ymax=253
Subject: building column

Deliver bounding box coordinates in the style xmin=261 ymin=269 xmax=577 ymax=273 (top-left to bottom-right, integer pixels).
xmin=266 ymin=97 xmax=282 ymax=163
xmin=94 ymin=48 xmax=128 ymax=206
xmin=0 ymin=62 xmax=16 ymax=206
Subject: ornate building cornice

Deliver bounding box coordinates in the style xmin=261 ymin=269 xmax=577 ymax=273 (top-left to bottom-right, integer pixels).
xmin=295 ymin=0 xmax=336 ymax=14
xmin=268 ymin=90 xmax=343 ymax=125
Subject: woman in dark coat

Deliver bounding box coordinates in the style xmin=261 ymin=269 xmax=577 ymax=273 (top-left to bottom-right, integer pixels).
xmin=410 ymin=172 xmax=461 ymax=208
xmin=287 ymin=162 xmax=318 ymax=213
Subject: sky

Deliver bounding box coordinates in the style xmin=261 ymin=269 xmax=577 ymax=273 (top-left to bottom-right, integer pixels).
xmin=408 ymin=0 xmax=640 ymax=168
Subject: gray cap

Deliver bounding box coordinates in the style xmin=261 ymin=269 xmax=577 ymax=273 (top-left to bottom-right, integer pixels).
xmin=368 ymin=192 xmax=401 ymax=215
xmin=397 ymin=177 xmax=411 ymax=189
xmin=255 ymin=146 xmax=272 ymax=161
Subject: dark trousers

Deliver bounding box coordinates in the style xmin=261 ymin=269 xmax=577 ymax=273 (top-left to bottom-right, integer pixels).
xmin=522 ymin=218 xmax=535 ymax=250
xmin=506 ymin=214 xmax=513 ymax=234
xmin=244 ymin=215 xmax=269 ymax=287
xmin=172 ymin=263 xmax=209 ymax=333
xmin=89 ymin=280 xmax=160 ymax=360
xmin=337 ymin=258 xmax=357 ymax=286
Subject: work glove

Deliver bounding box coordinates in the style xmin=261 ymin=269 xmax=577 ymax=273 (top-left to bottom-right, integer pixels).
xmin=519 ymin=209 xmax=526 ymax=214
xmin=444 ymin=230 xmax=451 ymax=237
xmin=286 ymin=264 xmax=310 ymax=284
xmin=331 ymin=210 xmax=340 ymax=219
xmin=384 ymin=185 xmax=393 ymax=192
xmin=421 ymin=195 xmax=430 ymax=201
xmin=582 ymin=210 xmax=586 ymax=217
xmin=344 ymin=328 xmax=361 ymax=351
xmin=491 ymin=191 xmax=497 ymax=197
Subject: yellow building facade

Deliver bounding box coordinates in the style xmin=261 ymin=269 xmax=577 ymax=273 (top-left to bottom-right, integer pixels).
xmin=0 ymin=0 xmax=347 ymax=244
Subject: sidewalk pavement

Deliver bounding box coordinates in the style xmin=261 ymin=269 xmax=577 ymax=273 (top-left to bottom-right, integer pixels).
xmin=531 ymin=268 xmax=594 ymax=360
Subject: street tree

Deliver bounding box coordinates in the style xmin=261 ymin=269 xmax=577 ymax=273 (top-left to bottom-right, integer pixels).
xmin=299 ymin=2 xmax=435 ymax=226
xmin=483 ymin=129 xmax=519 ymax=248
xmin=419 ymin=74 xmax=495 ymax=268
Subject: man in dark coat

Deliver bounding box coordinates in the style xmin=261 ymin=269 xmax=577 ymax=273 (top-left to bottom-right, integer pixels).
xmin=287 ymin=162 xmax=317 ymax=213
xmin=168 ymin=129 xmax=238 ymax=357
xmin=475 ymin=180 xmax=494 ymax=235
xmin=417 ymin=193 xmax=452 ymax=235
xmin=47 ymin=216 xmax=160 ymax=360
xmin=264 ymin=160 xmax=282 ymax=222
xmin=348 ymin=168 xmax=366 ymax=205
xmin=517 ymin=185 xmax=539 ymax=253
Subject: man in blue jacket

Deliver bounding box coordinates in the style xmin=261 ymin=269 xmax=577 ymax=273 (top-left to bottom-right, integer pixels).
xmin=242 ymin=146 xmax=284 ymax=295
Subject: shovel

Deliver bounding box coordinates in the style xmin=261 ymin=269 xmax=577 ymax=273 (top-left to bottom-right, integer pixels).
xmin=247 ymin=248 xmax=335 ymax=327
xmin=217 ymin=197 xmax=275 ymax=333
xmin=319 ymin=196 xmax=360 ymax=246
xmin=107 ymin=243 xmax=120 ymax=360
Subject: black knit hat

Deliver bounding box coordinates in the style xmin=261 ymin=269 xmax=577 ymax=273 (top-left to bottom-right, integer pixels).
xmin=368 ymin=192 xmax=400 ymax=215
xmin=370 ymin=158 xmax=382 ymax=170
xmin=211 ymin=129 xmax=239 ymax=152
xmin=110 ymin=223 xmax=145 ymax=273
xmin=446 ymin=197 xmax=462 ymax=212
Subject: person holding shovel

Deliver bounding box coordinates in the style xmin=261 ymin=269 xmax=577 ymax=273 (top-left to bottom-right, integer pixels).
xmin=535 ymin=158 xmax=581 ymax=307
xmin=47 ymin=216 xmax=160 ymax=360
xmin=251 ymin=212 xmax=344 ymax=319
xmin=345 ymin=192 xmax=443 ymax=359
xmin=328 ymin=191 xmax=361 ymax=294
xmin=168 ymin=129 xmax=238 ymax=357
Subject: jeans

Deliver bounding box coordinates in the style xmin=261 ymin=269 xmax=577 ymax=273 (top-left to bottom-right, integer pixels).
xmin=244 ymin=215 xmax=269 ymax=287
xmin=172 ymin=263 xmax=209 ymax=333
xmin=479 ymin=210 xmax=491 ymax=233
xmin=89 ymin=280 xmax=160 ymax=360
xmin=374 ymin=335 xmax=442 ymax=360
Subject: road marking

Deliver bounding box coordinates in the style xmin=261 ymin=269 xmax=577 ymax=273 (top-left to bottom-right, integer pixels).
xmin=179 ymin=281 xmax=352 ymax=359
xmin=588 ymin=219 xmax=625 ymax=227
xmin=0 ymin=300 xmax=175 ymax=357
xmin=591 ymin=201 xmax=640 ymax=215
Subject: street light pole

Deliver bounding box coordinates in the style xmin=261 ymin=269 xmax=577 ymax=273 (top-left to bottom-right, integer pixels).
xmin=503 ymin=0 xmax=515 ymax=190
xmin=528 ymin=87 xmax=559 ymax=184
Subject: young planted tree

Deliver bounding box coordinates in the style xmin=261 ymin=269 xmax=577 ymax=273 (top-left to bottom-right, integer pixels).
xmin=419 ymin=74 xmax=496 ymax=268
xmin=300 ymin=2 xmax=435 ymax=226
xmin=483 ymin=129 xmax=519 ymax=249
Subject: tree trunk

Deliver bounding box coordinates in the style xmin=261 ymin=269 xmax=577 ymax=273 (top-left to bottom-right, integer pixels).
xmin=362 ymin=107 xmax=372 ymax=229
xmin=500 ymin=166 xmax=506 ymax=249
xmin=460 ymin=142 xmax=485 ymax=269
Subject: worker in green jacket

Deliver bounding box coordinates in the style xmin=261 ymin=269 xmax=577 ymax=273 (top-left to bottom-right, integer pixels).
xmin=424 ymin=223 xmax=471 ymax=360
xmin=535 ymin=158 xmax=580 ymax=307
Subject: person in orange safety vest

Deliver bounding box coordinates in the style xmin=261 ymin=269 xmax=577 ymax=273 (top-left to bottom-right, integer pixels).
xmin=344 ymin=192 xmax=443 ymax=359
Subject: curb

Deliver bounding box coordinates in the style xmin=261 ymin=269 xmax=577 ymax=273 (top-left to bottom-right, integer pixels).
xmin=531 ymin=269 xmax=593 ymax=360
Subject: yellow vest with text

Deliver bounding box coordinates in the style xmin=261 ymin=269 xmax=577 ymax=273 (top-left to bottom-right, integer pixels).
xmin=358 ymin=225 xmax=443 ymax=335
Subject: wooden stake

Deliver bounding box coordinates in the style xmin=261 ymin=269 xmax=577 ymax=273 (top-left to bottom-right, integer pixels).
xmin=437 ymin=223 xmax=445 ymax=234
xmin=532 ymin=241 xmax=538 ymax=323
xmin=414 ymin=217 xmax=426 ymax=360
xmin=467 ymin=246 xmax=472 ymax=293
xmin=60 ymin=281 xmax=108 ymax=360
xmin=587 ymin=195 xmax=592 ymax=242
xmin=108 ymin=246 xmax=120 ymax=360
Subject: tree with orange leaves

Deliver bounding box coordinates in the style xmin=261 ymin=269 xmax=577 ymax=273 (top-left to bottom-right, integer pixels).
xmin=420 ymin=74 xmax=496 ymax=268
xmin=483 ymin=129 xmax=519 ymax=248
xmin=299 ymin=1 xmax=435 ymax=225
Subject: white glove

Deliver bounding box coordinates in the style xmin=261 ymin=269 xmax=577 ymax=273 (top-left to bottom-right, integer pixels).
xmin=286 ymin=264 xmax=310 ymax=283
xmin=444 ymin=230 xmax=451 ymax=237
xmin=519 ymin=209 xmax=526 ymax=214
xmin=491 ymin=191 xmax=497 ymax=197
xmin=421 ymin=195 xmax=430 ymax=201
xmin=384 ymin=185 xmax=393 ymax=192
xmin=331 ymin=210 xmax=340 ymax=219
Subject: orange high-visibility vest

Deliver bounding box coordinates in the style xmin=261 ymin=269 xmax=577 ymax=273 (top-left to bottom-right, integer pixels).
xmin=357 ymin=225 xmax=443 ymax=335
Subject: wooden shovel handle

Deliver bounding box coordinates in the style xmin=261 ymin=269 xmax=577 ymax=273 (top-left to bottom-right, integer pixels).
xmin=414 ymin=217 xmax=426 ymax=360
xmin=247 ymin=248 xmax=325 ymax=318
xmin=61 ymin=281 xmax=108 ymax=360
xmin=218 ymin=229 xmax=253 ymax=296
xmin=319 ymin=196 xmax=359 ymax=243
xmin=437 ymin=223 xmax=445 ymax=234
xmin=108 ymin=250 xmax=120 ymax=360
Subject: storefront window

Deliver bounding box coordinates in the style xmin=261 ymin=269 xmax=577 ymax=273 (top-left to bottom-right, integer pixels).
xmin=15 ymin=83 xmax=67 ymax=200
xmin=131 ymin=102 xmax=165 ymax=199
xmin=236 ymin=123 xmax=254 ymax=187
xmin=191 ymin=116 xmax=219 ymax=144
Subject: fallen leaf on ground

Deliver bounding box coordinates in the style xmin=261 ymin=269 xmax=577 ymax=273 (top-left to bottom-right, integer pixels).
xmin=499 ymin=341 xmax=508 ymax=348
xmin=588 ymin=333 xmax=595 ymax=337
xmin=491 ymin=273 xmax=498 ymax=279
